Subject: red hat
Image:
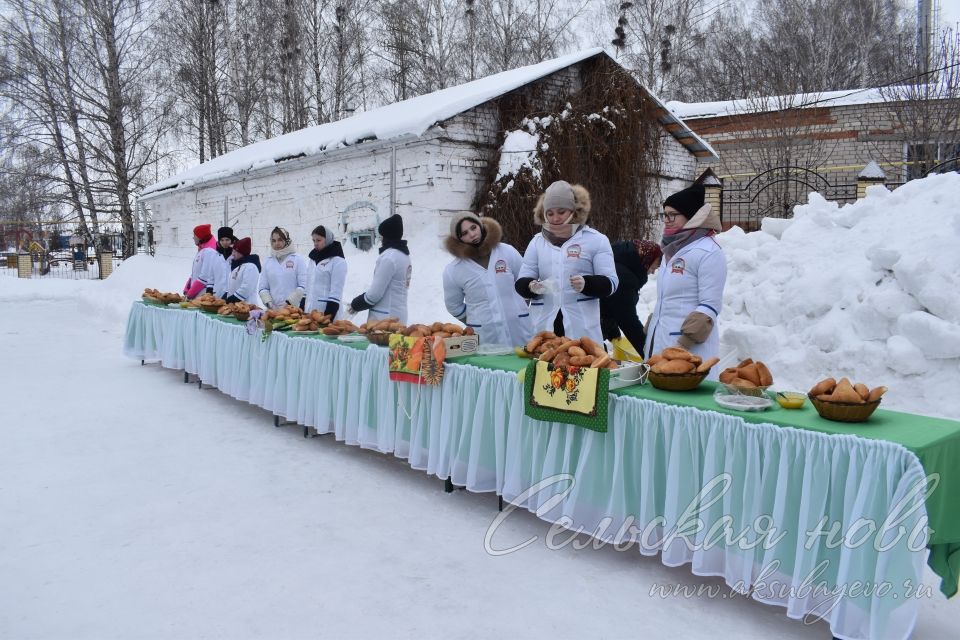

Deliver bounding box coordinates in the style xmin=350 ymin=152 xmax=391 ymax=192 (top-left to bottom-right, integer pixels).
xmin=193 ymin=224 xmax=212 ymax=242
xmin=633 ymin=239 xmax=662 ymax=269
xmin=233 ymin=237 xmax=252 ymax=256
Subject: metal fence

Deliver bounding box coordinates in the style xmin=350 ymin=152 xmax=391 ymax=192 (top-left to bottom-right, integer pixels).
xmin=720 ymin=166 xmax=857 ymax=231
xmin=0 ymin=250 xmax=121 ymax=280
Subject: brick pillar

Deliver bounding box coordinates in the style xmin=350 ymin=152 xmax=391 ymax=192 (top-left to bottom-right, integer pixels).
xmin=857 ymin=161 xmax=887 ymax=199
xmin=17 ymin=251 xmax=32 ymax=278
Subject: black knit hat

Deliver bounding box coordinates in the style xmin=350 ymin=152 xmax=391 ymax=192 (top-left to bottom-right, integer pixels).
xmin=217 ymin=226 xmax=235 ymax=241
xmin=663 ymin=184 xmax=705 ymax=219
xmin=378 ymin=214 xmax=403 ymax=240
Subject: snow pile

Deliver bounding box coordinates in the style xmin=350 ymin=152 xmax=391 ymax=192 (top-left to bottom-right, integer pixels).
xmin=496 ymin=130 xmax=540 ymax=185
xmin=639 ymin=172 xmax=960 ymax=419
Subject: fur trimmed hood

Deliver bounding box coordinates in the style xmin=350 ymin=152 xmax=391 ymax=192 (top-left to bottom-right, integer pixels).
xmin=533 ymin=183 xmax=591 ymax=225
xmin=444 ymin=215 xmax=503 ymax=260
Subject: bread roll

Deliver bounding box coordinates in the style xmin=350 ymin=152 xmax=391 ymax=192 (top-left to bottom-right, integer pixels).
xmin=756 ymin=362 xmax=774 ymax=386
xmin=662 ymin=347 xmax=694 ymax=361
xmin=696 ymin=357 xmax=720 ymax=373
xmin=738 ymin=363 xmax=762 ymax=386
xmin=809 ymin=378 xmax=836 ymax=397
xmin=867 ymin=386 xmax=887 ymax=402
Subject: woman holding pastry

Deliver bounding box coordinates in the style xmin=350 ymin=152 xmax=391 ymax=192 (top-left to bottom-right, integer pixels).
xmin=514 ymin=180 xmax=618 ymax=344
xmin=442 ymin=214 xmax=533 ymax=346
xmin=644 ymin=184 xmax=727 ymax=372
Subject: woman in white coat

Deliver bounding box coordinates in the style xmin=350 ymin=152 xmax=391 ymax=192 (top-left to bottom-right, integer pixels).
xmin=224 ymin=237 xmax=261 ymax=305
xmin=515 ymin=180 xmax=618 ymax=344
xmin=183 ymin=223 xmax=223 ymax=300
xmin=442 ymin=214 xmax=533 ymax=347
xmin=258 ymin=226 xmax=310 ymax=309
xmin=306 ymin=224 xmax=347 ymax=319
xmin=347 ymin=214 xmax=411 ymax=323
xmin=644 ymin=183 xmax=726 ymax=369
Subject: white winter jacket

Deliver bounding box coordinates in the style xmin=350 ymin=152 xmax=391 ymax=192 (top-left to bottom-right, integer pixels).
xmin=645 ymin=235 xmax=726 ymax=370
xmin=227 ymin=261 xmax=260 ymax=305
xmin=443 ymin=243 xmax=533 ymax=347
xmin=517 ymin=226 xmax=618 ymax=344
xmin=258 ymin=252 xmax=309 ymax=307
xmin=362 ymin=248 xmax=411 ymax=323
xmin=191 ymin=246 xmax=223 ymax=292
xmin=306 ymin=255 xmax=348 ymax=319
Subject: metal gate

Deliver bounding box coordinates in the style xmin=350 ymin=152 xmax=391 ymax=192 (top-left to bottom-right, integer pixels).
xmin=720 ymin=167 xmax=857 ymax=231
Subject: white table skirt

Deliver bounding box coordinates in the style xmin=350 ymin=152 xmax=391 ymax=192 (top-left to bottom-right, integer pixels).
xmin=124 ymin=303 xmax=930 ymax=640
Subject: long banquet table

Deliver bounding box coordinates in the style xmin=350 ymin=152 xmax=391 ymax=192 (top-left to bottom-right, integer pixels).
xmin=123 ymin=302 xmax=960 ymax=640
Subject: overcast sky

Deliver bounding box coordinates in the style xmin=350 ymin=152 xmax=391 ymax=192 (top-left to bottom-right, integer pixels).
xmin=941 ymin=0 xmax=960 ymax=28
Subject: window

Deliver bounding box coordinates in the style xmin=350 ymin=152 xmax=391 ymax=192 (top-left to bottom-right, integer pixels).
xmin=340 ymin=201 xmax=379 ymax=252
xmin=906 ymin=143 xmax=960 ymax=180
xmin=349 ymin=231 xmax=375 ymax=251
xmin=170 ymin=226 xmax=178 ymax=246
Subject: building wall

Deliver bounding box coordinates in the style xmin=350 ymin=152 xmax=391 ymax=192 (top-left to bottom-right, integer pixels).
xmin=685 ymin=102 xmax=909 ymax=187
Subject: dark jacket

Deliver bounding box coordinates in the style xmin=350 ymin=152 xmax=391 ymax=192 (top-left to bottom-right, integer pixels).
xmin=600 ymin=241 xmax=649 ymax=356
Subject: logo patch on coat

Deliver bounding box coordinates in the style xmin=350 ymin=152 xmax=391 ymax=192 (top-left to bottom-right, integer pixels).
xmin=494 ymin=259 xmax=507 ymax=273
xmin=285 ymin=260 xmax=295 ymax=269
xmin=671 ymin=258 xmax=686 ymax=275
xmin=566 ymin=244 xmax=581 ymax=258
xmin=405 ymin=265 xmax=412 ymax=288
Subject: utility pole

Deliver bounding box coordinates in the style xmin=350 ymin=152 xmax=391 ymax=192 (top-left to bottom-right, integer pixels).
xmin=917 ymin=0 xmax=934 ymax=75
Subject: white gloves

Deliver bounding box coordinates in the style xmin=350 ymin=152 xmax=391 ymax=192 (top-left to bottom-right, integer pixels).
xmin=569 ymin=275 xmax=585 ymax=293
xmin=528 ymin=280 xmax=547 ymax=295
xmin=285 ymin=289 xmax=305 ymax=308
xmin=259 ymin=291 xmax=274 ymax=308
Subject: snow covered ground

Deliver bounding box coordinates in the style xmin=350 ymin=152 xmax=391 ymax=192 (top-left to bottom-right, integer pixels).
xmin=2 ymin=173 xmax=959 ymax=638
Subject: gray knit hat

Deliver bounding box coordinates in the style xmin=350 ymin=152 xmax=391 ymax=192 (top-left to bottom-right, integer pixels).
xmin=542 ymin=180 xmax=576 ymax=212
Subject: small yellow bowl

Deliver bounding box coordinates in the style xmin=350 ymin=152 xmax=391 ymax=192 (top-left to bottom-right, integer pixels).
xmin=774 ymin=391 xmax=807 ymax=410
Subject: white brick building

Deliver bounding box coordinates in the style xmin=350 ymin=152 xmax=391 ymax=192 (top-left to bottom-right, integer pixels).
xmin=142 ymin=49 xmax=714 ymax=256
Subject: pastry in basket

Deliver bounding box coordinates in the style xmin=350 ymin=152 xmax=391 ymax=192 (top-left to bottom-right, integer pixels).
xmin=322 ymin=319 xmax=362 ymax=335
xmin=808 ymin=377 xmax=886 ymax=404
xmin=807 ymin=377 xmax=887 ymax=422
xmin=529 ymin=336 xmax=618 ymax=370
xmin=717 ymin=358 xmax=773 ymax=391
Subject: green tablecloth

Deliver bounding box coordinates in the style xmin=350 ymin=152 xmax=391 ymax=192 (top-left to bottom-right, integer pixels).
xmin=457 ymin=351 xmax=960 ymax=597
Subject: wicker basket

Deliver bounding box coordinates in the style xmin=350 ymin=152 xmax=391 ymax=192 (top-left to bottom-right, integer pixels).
xmin=234 ymin=311 xmax=250 ymax=321
xmin=199 ymin=303 xmax=223 ymax=313
xmin=809 ymin=394 xmax=881 ymax=423
xmin=366 ymin=332 xmax=393 ymax=346
xmin=647 ymin=369 xmax=709 ymax=391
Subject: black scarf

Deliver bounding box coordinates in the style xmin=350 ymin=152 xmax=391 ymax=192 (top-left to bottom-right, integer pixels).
xmin=231 ymin=254 xmax=259 ymax=271
xmin=309 ymin=240 xmax=345 ymax=264
xmin=380 ymin=238 xmax=409 ymax=255
xmin=217 ymin=245 xmax=232 ymax=260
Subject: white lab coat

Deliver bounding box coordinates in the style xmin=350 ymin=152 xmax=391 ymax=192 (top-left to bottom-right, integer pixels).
xmin=442 ymin=243 xmax=534 ymax=347
xmin=258 ymin=252 xmax=309 ymax=306
xmin=227 ymin=261 xmax=260 ymax=305
xmin=362 ymin=248 xmax=411 ymax=324
xmin=213 ymin=253 xmax=231 ymax=298
xmin=517 ymin=226 xmax=618 ymax=344
xmin=645 ymin=235 xmax=726 ymax=371
xmin=306 ymin=255 xmax=348 ymax=319
xmin=191 ymin=247 xmax=223 ymax=292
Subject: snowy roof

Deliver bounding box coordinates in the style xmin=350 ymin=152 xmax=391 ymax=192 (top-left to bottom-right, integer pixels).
xmin=858 ymin=160 xmax=887 ymax=179
xmin=666 ymin=86 xmax=918 ymax=120
xmin=143 ymin=48 xmax=714 ymax=197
